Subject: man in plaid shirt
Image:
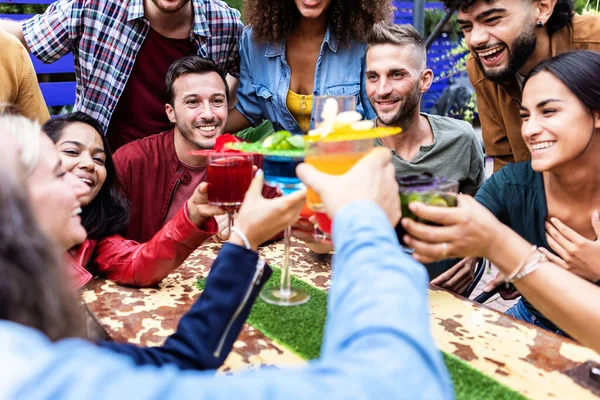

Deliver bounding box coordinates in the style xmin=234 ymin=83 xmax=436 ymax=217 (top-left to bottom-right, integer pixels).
xmin=0 ymin=0 xmax=242 ymax=151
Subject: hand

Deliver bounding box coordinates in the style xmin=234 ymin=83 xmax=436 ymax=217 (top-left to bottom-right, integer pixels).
xmin=431 ymin=257 xmax=480 ymax=295
xmin=232 ymin=170 xmax=306 ymax=250
xmin=296 ymin=147 xmax=400 ymax=226
xmin=211 ymin=214 xmax=230 ymax=243
xmin=402 ymin=195 xmax=505 ymax=264
xmin=482 ymin=272 xmax=521 ymax=300
xmin=543 ymin=213 xmax=600 ymax=281
xmin=187 ymin=182 xmax=227 ymax=227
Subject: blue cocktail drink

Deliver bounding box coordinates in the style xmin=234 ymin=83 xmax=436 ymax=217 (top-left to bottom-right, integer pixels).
xmin=225 ymin=134 xmax=310 ymax=307
xmin=262 ymin=155 xmax=304 ymax=196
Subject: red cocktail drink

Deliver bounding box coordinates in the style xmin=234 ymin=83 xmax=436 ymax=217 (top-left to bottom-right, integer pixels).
xmin=315 ymin=212 xmax=332 ymax=235
xmin=207 ymin=155 xmax=253 ymax=211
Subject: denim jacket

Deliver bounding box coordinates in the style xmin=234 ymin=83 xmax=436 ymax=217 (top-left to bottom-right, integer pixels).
xmin=235 ymin=27 xmax=376 ymax=135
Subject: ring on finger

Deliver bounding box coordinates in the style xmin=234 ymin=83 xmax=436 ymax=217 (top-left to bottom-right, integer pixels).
xmin=441 ymin=242 xmax=448 ymax=258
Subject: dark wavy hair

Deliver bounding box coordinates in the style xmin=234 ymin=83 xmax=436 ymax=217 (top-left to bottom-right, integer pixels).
xmin=442 ymin=0 xmax=573 ymax=36
xmin=243 ymin=0 xmax=393 ymax=45
xmin=0 ymin=169 xmax=85 ymax=340
xmin=525 ymin=50 xmax=600 ymax=112
xmin=42 ymin=112 xmax=130 ymax=240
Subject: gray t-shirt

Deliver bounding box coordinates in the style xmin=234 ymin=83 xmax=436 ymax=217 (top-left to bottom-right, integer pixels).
xmin=375 ymin=113 xmax=485 ymax=196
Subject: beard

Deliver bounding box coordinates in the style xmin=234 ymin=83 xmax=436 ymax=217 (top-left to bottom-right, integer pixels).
xmin=475 ymin=25 xmax=537 ymax=83
xmin=373 ymin=83 xmax=421 ymax=127
xmin=151 ymin=0 xmax=190 ymax=13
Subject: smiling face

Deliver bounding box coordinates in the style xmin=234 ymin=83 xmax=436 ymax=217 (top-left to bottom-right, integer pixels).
xmin=366 ymin=43 xmax=431 ymax=126
xmin=166 ymin=72 xmax=228 ymax=150
xmin=27 ymin=134 xmax=90 ymax=251
xmin=520 ymin=71 xmax=600 ymax=172
xmin=457 ymin=0 xmax=537 ymax=82
xmin=55 ymin=122 xmax=107 ymax=207
xmin=293 ymin=0 xmax=334 ymax=19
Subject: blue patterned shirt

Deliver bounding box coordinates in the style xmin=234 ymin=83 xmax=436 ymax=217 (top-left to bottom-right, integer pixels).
xmin=22 ymin=0 xmax=242 ymax=131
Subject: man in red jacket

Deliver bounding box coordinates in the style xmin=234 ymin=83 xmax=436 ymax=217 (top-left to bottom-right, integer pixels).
xmin=114 ymin=56 xmax=275 ymax=243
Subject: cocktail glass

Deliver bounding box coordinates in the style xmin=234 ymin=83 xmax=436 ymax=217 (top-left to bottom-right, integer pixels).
xmin=207 ymin=153 xmax=254 ymax=239
xmin=395 ymin=173 xmax=459 ymax=252
xmin=305 ymin=138 xmax=373 ymax=210
xmin=260 ymin=154 xmax=311 ymax=306
xmin=313 ymin=95 xmax=356 ymax=128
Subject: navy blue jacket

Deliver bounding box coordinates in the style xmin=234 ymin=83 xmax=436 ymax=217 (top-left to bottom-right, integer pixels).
xmin=98 ymin=243 xmax=271 ymax=370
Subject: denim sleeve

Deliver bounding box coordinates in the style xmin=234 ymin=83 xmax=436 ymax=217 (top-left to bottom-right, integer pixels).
xmin=0 ymin=203 xmax=453 ymax=400
xmin=234 ymin=29 xmax=264 ymax=127
xmin=98 ymin=243 xmax=270 ymax=371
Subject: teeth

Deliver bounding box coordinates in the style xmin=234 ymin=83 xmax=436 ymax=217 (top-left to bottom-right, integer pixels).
xmin=479 ymin=46 xmax=504 ymax=57
xmin=79 ymin=177 xmax=93 ymax=186
xmin=198 ymin=126 xmax=216 ymax=132
xmin=532 ymin=141 xmax=556 ymax=151
xmin=72 ymin=207 xmax=82 ymax=217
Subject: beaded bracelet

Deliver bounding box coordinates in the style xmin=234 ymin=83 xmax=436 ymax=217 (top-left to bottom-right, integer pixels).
xmin=505 ymin=245 xmax=538 ymax=283
xmin=230 ymin=226 xmax=251 ymax=250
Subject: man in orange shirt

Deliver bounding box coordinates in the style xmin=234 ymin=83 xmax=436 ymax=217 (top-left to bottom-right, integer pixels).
xmin=446 ymin=0 xmax=600 ymax=170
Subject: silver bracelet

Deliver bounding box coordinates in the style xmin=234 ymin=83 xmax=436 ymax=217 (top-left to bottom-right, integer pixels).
xmin=230 ymin=226 xmax=251 ymax=250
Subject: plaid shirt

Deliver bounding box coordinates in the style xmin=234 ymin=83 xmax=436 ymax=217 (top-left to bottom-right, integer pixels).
xmin=23 ymin=0 xmax=242 ymax=131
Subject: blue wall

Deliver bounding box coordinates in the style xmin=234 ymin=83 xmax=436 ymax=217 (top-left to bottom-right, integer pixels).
xmin=392 ymin=1 xmax=467 ymax=111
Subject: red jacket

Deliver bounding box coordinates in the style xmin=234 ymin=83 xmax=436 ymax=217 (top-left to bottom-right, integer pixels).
xmin=113 ymin=129 xmax=278 ymax=243
xmin=113 ymin=129 xmax=218 ymax=243
xmin=67 ymin=205 xmax=212 ymax=289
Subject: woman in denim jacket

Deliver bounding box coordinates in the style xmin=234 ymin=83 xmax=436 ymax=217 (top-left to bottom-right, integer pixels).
xmin=226 ymin=0 xmax=392 ymax=136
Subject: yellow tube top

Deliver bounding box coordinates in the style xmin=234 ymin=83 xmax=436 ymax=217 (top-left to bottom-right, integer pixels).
xmin=286 ymin=90 xmax=313 ymax=134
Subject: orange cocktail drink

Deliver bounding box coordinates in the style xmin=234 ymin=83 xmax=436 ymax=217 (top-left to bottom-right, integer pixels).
xmin=305 ymin=137 xmax=373 ymax=210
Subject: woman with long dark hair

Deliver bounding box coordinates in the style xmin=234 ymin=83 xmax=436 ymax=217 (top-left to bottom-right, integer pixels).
xmin=402 ymin=51 xmax=600 ymax=340
xmin=42 ymin=112 xmax=221 ymax=288
xmin=226 ymin=0 xmax=392 ymax=135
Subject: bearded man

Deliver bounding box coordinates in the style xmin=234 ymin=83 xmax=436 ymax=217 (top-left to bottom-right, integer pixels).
xmin=449 ymin=0 xmax=600 ymax=170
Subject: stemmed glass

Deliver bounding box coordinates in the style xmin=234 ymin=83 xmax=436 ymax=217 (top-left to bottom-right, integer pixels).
xmin=206 ymin=153 xmax=254 ymax=239
xmin=259 ymin=154 xmax=311 ymax=306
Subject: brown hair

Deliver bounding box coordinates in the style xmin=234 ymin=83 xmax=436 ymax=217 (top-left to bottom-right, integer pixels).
xmin=0 ymin=169 xmax=86 ymax=341
xmin=243 ymin=0 xmax=393 ymax=45
xmin=367 ymin=23 xmax=427 ymax=70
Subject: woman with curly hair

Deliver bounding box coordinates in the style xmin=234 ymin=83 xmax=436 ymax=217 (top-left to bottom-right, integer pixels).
xmin=226 ymin=0 xmax=392 ymax=136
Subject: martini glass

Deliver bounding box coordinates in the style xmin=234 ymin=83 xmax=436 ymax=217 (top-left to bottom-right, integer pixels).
xmin=259 ymin=154 xmax=310 ymax=306
xmin=207 ymin=153 xmax=254 ymax=239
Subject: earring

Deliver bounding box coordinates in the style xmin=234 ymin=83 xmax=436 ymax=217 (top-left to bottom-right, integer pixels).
xmin=536 ymin=21 xmax=543 ymax=28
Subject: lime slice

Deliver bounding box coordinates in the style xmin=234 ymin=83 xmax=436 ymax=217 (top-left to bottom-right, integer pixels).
xmin=286 ymin=135 xmax=306 ymax=149
xmin=277 ymin=140 xmax=292 ymax=150
xmin=428 ymin=196 xmax=449 ymax=207
xmin=262 ymin=131 xmax=290 ymax=149
xmin=407 ymin=193 xmax=422 ymax=204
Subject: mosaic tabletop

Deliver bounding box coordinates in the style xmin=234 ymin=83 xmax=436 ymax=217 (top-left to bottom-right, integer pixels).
xmin=82 ymin=239 xmax=600 ymax=399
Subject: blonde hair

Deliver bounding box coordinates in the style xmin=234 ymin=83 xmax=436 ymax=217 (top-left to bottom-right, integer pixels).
xmin=0 ymin=115 xmax=41 ymax=176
